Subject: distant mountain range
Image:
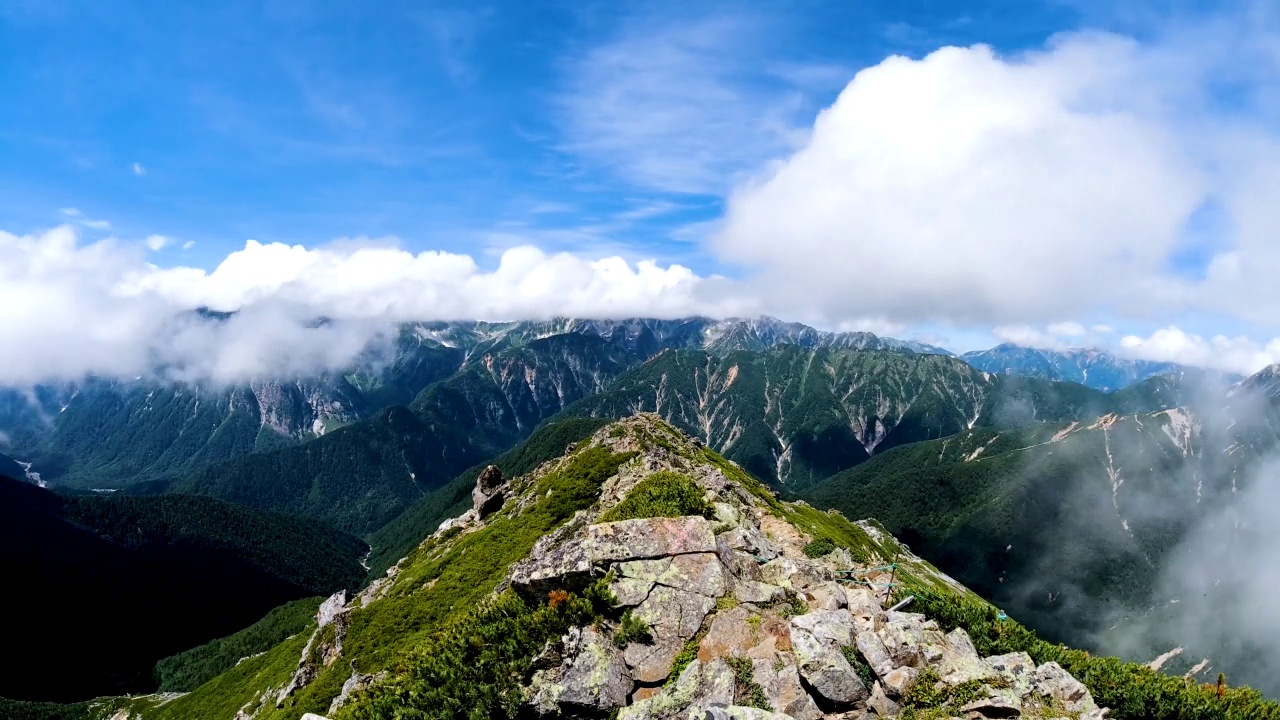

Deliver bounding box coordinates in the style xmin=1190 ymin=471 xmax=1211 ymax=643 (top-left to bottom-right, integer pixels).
xmin=961 ymin=342 xmax=1213 ymax=391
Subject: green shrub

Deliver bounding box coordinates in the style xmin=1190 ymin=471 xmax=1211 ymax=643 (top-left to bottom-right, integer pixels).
xmin=614 ymin=610 xmax=653 ymax=648
xmin=803 ymin=538 xmax=836 ymax=558
xmin=841 ymin=645 xmax=876 ymax=689
xmin=726 ymin=657 xmax=771 ymax=710
xmin=342 ymin=580 xmax=611 ymax=720
xmin=600 ymin=471 xmax=713 ymax=522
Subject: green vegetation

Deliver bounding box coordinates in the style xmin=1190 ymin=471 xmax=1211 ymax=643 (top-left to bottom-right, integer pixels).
xmin=613 ymin=609 xmax=652 ymax=648
xmin=803 ymin=538 xmax=836 ymax=558
xmin=899 ymin=667 xmax=986 ymax=713
xmin=365 ymin=417 xmax=611 ymax=577
xmin=667 ymin=627 xmax=710 ymax=687
xmin=725 ymin=657 xmax=771 ymax=711
xmin=905 ymin=589 xmax=1280 ymax=720
xmin=342 ymin=579 xmax=615 ymax=720
xmin=599 ymin=470 xmax=713 ymax=522
xmin=154 ymin=597 xmax=324 ymax=692
xmin=841 ymin=645 xmax=877 ymax=689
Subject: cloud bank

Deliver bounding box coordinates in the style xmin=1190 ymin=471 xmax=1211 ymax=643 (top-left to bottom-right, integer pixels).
xmin=0 ymin=226 xmax=739 ymax=386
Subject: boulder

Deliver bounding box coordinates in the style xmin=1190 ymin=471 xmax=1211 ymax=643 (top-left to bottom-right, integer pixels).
xmin=751 ymin=656 xmax=822 ymax=720
xmin=1031 ymin=661 xmax=1098 ymax=715
xmin=866 ymin=681 xmax=900 ymax=718
xmin=657 ymin=553 xmax=727 ymax=598
xmin=531 ymin=627 xmax=633 ymax=713
xmin=328 ymin=670 xmax=386 ymax=714
xmin=855 ymin=630 xmax=894 ymax=678
xmin=804 ymin=581 xmax=848 ymax=611
xmin=959 ymin=696 xmax=1023 ymax=718
xmin=585 ymin=516 xmax=718 ymax=562
xmin=984 ymin=652 xmax=1037 ymax=698
xmin=623 ymin=585 xmax=716 ymax=682
xmin=790 ymin=613 xmax=868 ymax=707
xmin=472 ymin=465 xmax=506 ymax=518
xmin=878 ymin=612 xmax=945 ymax=669
xmin=881 ymin=666 xmax=918 ymax=698
xmin=698 ymin=606 xmax=792 ymax=661
xmin=619 ymin=658 xmax=735 ymax=720
xmin=936 ymin=628 xmax=996 ymax=687
xmin=734 ymin=580 xmax=785 ymax=605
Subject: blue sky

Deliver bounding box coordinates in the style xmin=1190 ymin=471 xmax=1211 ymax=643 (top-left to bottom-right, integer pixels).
xmin=5 ymin=0 xmax=1280 ymax=380
xmin=0 ymin=0 xmax=1086 ymax=271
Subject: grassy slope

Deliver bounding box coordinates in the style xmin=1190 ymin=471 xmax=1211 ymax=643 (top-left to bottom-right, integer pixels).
xmin=154 ymin=597 xmax=325 ymax=692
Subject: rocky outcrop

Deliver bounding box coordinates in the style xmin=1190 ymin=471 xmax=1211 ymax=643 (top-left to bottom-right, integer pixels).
xmin=472 ymin=464 xmax=507 ymax=518
xmin=492 ymin=416 xmax=1112 ymax=720
xmin=276 ymin=591 xmax=350 ymax=707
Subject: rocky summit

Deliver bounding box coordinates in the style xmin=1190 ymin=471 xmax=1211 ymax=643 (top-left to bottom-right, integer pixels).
xmin=194 ymin=413 xmax=1107 ymax=720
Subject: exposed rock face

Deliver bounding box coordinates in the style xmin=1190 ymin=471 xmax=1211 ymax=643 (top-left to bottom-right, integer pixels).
xmin=471 ymin=464 xmax=506 ymax=518
xmin=276 ymin=591 xmax=350 ymax=707
xmin=531 ymin=626 xmax=633 ymax=714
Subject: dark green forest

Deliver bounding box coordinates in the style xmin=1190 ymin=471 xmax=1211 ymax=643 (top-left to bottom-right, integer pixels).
xmin=0 ymin=476 xmax=366 ymax=702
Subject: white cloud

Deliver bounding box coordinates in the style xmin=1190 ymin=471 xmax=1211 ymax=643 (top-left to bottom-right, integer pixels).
xmin=559 ymin=12 xmax=824 ymax=195
xmin=79 ymin=219 xmax=110 ymax=230
xmin=1119 ymin=327 xmax=1280 ymax=375
xmin=1048 ymin=321 xmax=1087 ymax=337
xmin=182 ymin=240 xmax=195 ymax=250
xmin=710 ymin=16 xmax=1280 ymax=336
xmin=132 ymin=162 xmax=146 ymax=176
xmin=1091 ymin=324 xmax=1115 ymax=334
xmin=58 ymin=207 xmax=81 ymax=217
xmin=0 ymin=225 xmax=744 ymax=386
xmin=144 ymin=235 xmax=170 ymax=252
xmin=714 ymin=37 xmax=1206 ymax=326
xmin=992 ymin=325 xmax=1069 ymax=351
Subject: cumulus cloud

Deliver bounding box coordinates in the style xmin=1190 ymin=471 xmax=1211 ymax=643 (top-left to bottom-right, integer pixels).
xmin=711 ymin=19 xmax=1280 ymax=341
xmin=182 ymin=240 xmax=195 ymax=250
xmin=1119 ymin=327 xmax=1280 ymax=375
xmin=144 ymin=235 xmax=170 ymax=252
xmin=0 ymin=226 xmax=741 ymax=386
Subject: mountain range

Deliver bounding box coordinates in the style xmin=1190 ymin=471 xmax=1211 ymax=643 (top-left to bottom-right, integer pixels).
xmin=8 ymin=415 xmax=1275 ymax=720
xmin=3 ymin=316 xmax=1279 ymax=715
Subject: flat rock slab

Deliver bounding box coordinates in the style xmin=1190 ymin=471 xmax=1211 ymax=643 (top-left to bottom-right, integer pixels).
xmin=586 ymin=516 xmax=717 ymax=562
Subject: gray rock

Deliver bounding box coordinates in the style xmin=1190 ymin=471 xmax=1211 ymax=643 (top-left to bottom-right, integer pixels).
xmin=472 ymin=464 xmax=506 ymax=518
xmin=751 ymin=656 xmax=822 ymax=720
xmin=657 ymin=553 xmax=727 ymax=598
xmin=959 ymin=696 xmax=1023 ymax=718
xmin=1031 ymin=661 xmax=1098 ymax=714
xmin=734 ymin=580 xmax=785 ymax=605
xmin=790 ymin=614 xmax=868 ymax=707
xmin=881 ymin=665 xmax=918 ymax=698
xmin=619 ymin=658 xmax=735 ymax=720
xmin=623 ymin=585 xmax=716 ymax=682
xmin=855 ymin=630 xmax=895 ymax=678
xmin=803 ymin=581 xmax=847 ymax=611
xmin=867 ymin=681 xmax=900 ymax=718
xmin=534 ymin=627 xmax=633 ymax=713
xmin=300 ymin=715 xmax=331 ymax=720
xmin=985 ymin=652 xmax=1037 ymax=698
xmin=936 ymin=627 xmax=995 ymax=687
xmin=612 ymin=576 xmax=656 ymax=606
xmin=700 ymin=607 xmax=792 ymax=661
xmin=585 ymin=516 xmax=718 ymax=562
xmin=790 ymin=610 xmax=855 ymax=647
xmin=878 ymin=612 xmax=945 ymax=669
xmin=328 ymin=669 xmax=386 ymax=714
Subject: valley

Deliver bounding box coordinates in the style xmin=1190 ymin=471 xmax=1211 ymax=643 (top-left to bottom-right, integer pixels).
xmin=3 ymin=317 xmax=1279 ymax=717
